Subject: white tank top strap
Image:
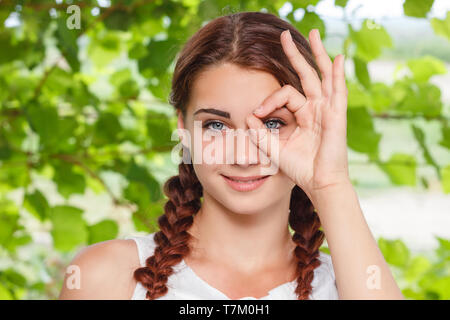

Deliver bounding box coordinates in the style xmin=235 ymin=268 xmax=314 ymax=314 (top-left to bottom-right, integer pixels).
xmin=124 ymin=233 xmax=157 ymax=267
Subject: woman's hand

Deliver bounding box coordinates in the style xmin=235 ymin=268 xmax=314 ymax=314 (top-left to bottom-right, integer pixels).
xmin=246 ymin=28 xmax=350 ymax=200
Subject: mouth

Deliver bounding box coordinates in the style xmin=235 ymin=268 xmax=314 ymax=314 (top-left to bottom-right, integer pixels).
xmin=221 ymin=174 xmax=270 ymax=192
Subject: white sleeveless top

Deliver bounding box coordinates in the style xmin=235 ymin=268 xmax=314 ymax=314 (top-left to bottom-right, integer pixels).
xmin=125 ymin=232 xmax=339 ymax=300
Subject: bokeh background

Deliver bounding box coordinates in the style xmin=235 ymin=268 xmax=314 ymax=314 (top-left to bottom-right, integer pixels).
xmin=0 ymin=0 xmax=449 ymax=300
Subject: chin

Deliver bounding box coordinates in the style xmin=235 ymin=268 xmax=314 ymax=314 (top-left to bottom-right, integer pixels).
xmin=218 ymin=196 xmax=271 ymax=215
xmin=203 ymin=179 xmax=287 ymax=215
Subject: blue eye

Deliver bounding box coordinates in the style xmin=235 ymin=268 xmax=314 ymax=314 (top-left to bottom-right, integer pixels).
xmin=264 ymin=119 xmax=283 ymax=130
xmin=205 ymin=121 xmax=227 ymax=131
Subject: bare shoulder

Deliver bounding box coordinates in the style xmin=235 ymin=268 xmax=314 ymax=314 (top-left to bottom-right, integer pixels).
xmin=58 ymin=239 xmax=141 ymax=300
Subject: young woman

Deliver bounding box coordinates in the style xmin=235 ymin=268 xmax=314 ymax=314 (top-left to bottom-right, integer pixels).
xmin=59 ymin=12 xmax=404 ymax=300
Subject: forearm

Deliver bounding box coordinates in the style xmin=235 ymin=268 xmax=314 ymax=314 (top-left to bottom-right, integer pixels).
xmin=310 ymin=182 xmax=405 ymax=300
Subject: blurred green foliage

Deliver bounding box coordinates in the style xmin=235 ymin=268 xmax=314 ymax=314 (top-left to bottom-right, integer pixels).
xmin=0 ymin=0 xmax=449 ymax=300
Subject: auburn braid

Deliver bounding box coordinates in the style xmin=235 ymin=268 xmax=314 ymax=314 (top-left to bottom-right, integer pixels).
xmin=289 ymin=185 xmax=325 ymax=299
xmin=133 ymin=162 xmax=202 ymax=300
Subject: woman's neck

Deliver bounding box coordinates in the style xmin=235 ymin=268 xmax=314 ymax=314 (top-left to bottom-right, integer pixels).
xmin=186 ymin=190 xmax=297 ymax=275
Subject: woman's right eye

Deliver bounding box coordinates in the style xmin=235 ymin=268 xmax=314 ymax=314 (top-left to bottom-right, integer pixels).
xmin=205 ymin=121 xmax=228 ymax=131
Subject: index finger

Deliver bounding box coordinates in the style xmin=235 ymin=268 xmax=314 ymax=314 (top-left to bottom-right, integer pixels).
xmin=281 ymin=29 xmax=322 ymax=99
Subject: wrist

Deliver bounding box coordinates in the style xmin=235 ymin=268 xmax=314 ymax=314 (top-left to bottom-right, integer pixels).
xmin=307 ymin=179 xmax=354 ymax=206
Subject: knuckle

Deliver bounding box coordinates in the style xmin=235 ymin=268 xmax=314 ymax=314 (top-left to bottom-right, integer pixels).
xmin=283 ymin=84 xmax=301 ymax=97
xmin=283 ymin=84 xmax=295 ymax=92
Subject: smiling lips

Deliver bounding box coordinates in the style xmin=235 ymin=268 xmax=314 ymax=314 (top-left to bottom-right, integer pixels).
xmin=221 ymin=174 xmax=270 ymax=192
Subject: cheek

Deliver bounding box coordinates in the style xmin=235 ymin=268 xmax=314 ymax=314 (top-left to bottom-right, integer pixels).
xmin=185 ymin=125 xmax=225 ymax=164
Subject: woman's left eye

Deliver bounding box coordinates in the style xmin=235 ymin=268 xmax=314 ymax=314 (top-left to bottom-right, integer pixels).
xmin=264 ymin=119 xmax=284 ymax=130
xmin=205 ymin=121 xmax=228 ymax=131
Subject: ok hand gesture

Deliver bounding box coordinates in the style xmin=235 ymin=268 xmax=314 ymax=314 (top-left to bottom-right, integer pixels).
xmin=246 ymin=29 xmax=350 ymax=200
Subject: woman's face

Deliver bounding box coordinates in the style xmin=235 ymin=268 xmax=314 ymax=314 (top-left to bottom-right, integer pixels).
xmin=179 ymin=62 xmax=297 ymax=214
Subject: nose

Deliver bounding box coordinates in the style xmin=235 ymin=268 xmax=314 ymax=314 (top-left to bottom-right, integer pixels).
xmin=232 ymin=128 xmax=260 ymax=168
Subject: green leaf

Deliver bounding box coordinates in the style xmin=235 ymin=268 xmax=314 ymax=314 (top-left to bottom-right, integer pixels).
xmin=402 ymin=287 xmax=425 ymax=300
xmin=88 ymin=219 xmax=119 ymax=245
xmin=319 ymin=246 xmax=330 ymax=255
xmin=404 ymin=256 xmax=432 ymax=282
xmin=353 ymin=56 xmax=371 ymax=89
xmin=347 ymin=81 xmax=372 ymax=108
xmin=50 ymin=205 xmax=87 ymax=252
xmin=435 ymin=236 xmax=450 ymax=260
xmin=0 ymin=198 xmax=19 ymax=245
xmin=132 ymin=204 xmax=162 ymax=232
xmin=53 ymin=162 xmax=87 ymax=199
xmin=124 ymin=181 xmax=152 ymax=209
xmin=0 ymin=136 xmax=12 ymax=160
xmin=380 ymin=153 xmax=417 ymax=186
xmin=129 ymin=42 xmax=148 ymax=60
xmin=126 ymin=159 xmax=162 ymax=201
xmin=110 ymin=69 xmax=133 ymax=87
xmin=349 ymin=20 xmax=393 ymax=62
xmin=334 ymin=0 xmax=348 ymax=7
xmin=407 ymin=56 xmax=447 ymax=82
xmin=411 ymin=124 xmax=440 ymax=178
xmin=431 ymin=277 xmax=450 ymax=299
xmin=395 ymin=80 xmax=442 ymax=116
xmin=119 ymin=79 xmax=140 ymax=99
xmin=146 ymin=111 xmax=175 ymax=148
xmin=370 ymin=82 xmax=392 ymax=112
xmin=0 ymin=161 xmax=30 ymax=191
xmin=25 ymin=104 xmax=59 ymax=148
xmin=290 ymin=0 xmax=321 ymax=8
xmin=23 ymin=189 xmax=50 ymax=221
xmin=0 ymin=269 xmax=27 ymax=287
xmin=138 ymin=39 xmax=181 ymax=77
xmin=439 ymin=123 xmax=450 ymax=149
xmin=88 ymin=32 xmax=121 ymax=69
xmin=0 ymin=284 xmax=13 ymax=300
xmin=403 ymin=0 xmax=434 ymax=18
xmin=290 ymin=11 xmax=326 ymax=40
xmin=147 ymin=71 xmax=172 ymax=101
xmin=378 ymin=237 xmax=410 ymax=267
xmin=441 ymin=165 xmax=450 ymax=194
xmin=3 ymin=233 xmax=32 ymax=253
xmin=54 ymin=18 xmax=80 ymax=72
xmin=431 ymin=11 xmax=450 ymax=41
xmin=93 ymin=112 xmax=123 ymax=146
xmin=104 ymin=10 xmax=133 ymax=31
xmin=346 ymin=107 xmax=381 ymax=158
xmin=0 ymin=32 xmax=45 ymax=68
xmin=109 ymin=68 xmax=140 ymax=100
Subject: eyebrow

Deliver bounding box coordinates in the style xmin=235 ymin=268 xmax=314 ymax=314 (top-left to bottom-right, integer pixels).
xmin=193 ymin=108 xmax=230 ymax=119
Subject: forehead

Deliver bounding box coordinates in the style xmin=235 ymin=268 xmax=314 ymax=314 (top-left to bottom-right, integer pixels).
xmin=187 ymin=62 xmax=281 ymax=118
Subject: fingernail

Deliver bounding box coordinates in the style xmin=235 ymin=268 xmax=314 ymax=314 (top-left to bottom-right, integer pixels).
xmin=253 ymin=105 xmax=264 ymax=115
xmin=284 ymin=29 xmax=292 ymax=41
xmin=315 ymin=29 xmax=320 ymax=40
